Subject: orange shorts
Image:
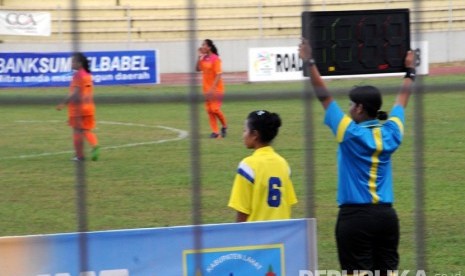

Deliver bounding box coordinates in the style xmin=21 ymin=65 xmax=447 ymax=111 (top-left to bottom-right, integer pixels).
xmin=204 ymin=92 xmax=224 ymax=113
xmin=68 ymin=115 xmax=96 ymax=130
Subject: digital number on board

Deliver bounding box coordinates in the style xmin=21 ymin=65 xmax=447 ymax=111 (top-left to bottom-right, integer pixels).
xmin=302 ymin=9 xmax=410 ymax=76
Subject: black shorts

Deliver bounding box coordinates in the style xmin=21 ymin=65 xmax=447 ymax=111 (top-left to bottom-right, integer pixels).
xmin=335 ymin=204 xmax=399 ymax=275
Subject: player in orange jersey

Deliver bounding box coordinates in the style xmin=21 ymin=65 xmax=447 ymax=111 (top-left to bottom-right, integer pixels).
xmin=56 ymin=52 xmax=100 ymax=161
xmin=196 ymin=39 xmax=228 ymax=138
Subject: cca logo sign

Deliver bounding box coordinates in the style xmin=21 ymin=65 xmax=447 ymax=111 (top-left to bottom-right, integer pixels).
xmin=6 ymin=13 xmax=36 ymax=26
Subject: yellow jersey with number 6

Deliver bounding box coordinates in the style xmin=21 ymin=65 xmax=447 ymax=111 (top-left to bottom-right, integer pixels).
xmin=228 ymin=146 xmax=298 ymax=222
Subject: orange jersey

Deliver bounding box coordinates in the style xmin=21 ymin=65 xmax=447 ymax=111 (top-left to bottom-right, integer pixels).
xmin=68 ymin=69 xmax=95 ymax=117
xmin=198 ymin=54 xmax=224 ymax=93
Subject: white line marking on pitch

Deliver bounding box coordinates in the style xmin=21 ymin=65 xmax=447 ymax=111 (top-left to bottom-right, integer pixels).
xmin=1 ymin=120 xmax=188 ymax=160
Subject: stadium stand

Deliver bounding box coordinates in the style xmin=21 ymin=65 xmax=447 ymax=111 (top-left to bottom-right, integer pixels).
xmin=1 ymin=0 xmax=465 ymax=42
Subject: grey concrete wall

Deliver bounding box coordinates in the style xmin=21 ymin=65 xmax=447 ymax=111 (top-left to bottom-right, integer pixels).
xmin=1 ymin=31 xmax=464 ymax=74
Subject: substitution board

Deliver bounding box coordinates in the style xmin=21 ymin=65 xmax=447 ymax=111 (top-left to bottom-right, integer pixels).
xmin=302 ymin=9 xmax=410 ymax=76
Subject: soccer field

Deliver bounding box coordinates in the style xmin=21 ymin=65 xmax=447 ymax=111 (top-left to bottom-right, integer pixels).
xmin=1 ymin=75 xmax=464 ymax=273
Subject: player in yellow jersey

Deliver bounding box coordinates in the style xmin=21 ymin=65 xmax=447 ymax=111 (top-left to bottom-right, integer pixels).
xmin=228 ymin=110 xmax=297 ymax=222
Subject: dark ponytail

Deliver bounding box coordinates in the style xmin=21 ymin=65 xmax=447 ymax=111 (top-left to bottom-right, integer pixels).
xmin=377 ymin=111 xmax=388 ymax=120
xmin=204 ymin=39 xmax=219 ymax=56
xmin=247 ymin=110 xmax=282 ymax=143
xmin=73 ymin=52 xmax=91 ymax=73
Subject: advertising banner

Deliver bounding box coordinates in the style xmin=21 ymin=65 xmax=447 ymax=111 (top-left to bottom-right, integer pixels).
xmin=0 ymin=50 xmax=159 ymax=87
xmin=248 ymin=42 xmax=428 ymax=82
xmin=411 ymin=40 xmax=429 ymax=75
xmin=0 ymin=219 xmax=317 ymax=276
xmin=0 ymin=11 xmax=51 ymax=36
xmin=248 ymin=47 xmax=306 ymax=82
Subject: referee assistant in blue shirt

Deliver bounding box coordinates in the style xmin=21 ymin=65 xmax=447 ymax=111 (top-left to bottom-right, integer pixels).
xmin=299 ymin=38 xmax=415 ymax=276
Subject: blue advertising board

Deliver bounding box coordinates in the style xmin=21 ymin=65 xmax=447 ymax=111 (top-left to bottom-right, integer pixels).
xmin=0 ymin=219 xmax=317 ymax=276
xmin=0 ymin=50 xmax=158 ymax=87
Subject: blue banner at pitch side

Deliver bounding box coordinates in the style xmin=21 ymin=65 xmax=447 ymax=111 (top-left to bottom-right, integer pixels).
xmin=0 ymin=50 xmax=158 ymax=87
xmin=0 ymin=219 xmax=317 ymax=276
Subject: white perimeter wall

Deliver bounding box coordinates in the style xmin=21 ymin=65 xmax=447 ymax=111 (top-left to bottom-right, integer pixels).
xmin=1 ymin=31 xmax=464 ymax=74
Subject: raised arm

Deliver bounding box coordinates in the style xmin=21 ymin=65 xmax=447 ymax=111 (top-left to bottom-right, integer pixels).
xmin=196 ymin=47 xmax=204 ymax=72
xmin=395 ymin=50 xmax=415 ymax=108
xmin=299 ymin=38 xmax=334 ymax=109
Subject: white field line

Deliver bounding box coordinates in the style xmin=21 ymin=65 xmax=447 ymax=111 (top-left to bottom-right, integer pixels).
xmin=1 ymin=120 xmax=188 ymax=160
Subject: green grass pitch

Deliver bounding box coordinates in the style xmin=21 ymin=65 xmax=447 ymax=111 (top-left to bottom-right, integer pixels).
xmin=1 ymin=75 xmax=464 ymax=273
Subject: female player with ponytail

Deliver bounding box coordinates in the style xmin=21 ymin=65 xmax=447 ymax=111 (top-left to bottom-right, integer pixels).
xmin=228 ymin=110 xmax=297 ymax=222
xmin=196 ymin=39 xmax=228 ymax=138
xmin=57 ymin=52 xmax=100 ymax=161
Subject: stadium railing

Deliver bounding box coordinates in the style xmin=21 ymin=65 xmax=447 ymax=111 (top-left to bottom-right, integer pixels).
xmin=1 ymin=0 xmax=465 ymax=42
